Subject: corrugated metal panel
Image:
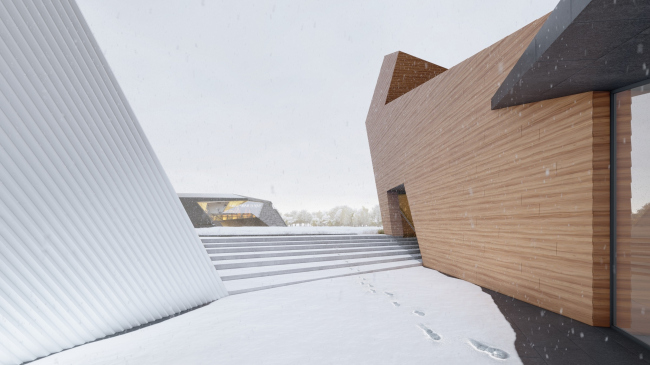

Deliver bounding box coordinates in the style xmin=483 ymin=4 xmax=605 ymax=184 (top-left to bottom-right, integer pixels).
xmin=0 ymin=1 xmax=228 ymax=364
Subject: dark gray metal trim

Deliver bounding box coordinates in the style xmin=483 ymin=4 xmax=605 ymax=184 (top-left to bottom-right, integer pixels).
xmin=610 ymin=325 xmax=650 ymax=353
xmin=610 ymin=90 xmax=617 ymax=327
xmin=612 ymin=78 xmax=650 ymax=94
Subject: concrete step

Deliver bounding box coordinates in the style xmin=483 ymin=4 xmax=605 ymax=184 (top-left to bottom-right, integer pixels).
xmin=203 ymin=239 xmax=416 ymax=249
xmin=224 ymin=259 xmax=423 ymax=294
xmin=206 ymin=243 xmax=418 ymax=255
xmin=203 ymin=237 xmax=416 ymax=246
xmin=201 ymin=234 xmax=414 ymax=243
xmin=202 ymin=234 xmax=422 ymax=294
xmin=217 ymin=254 xmax=422 ymax=281
xmin=216 ymin=253 xmax=422 ymax=279
xmin=212 ymin=249 xmax=422 ymax=270
xmin=207 ymin=245 xmax=419 ymax=261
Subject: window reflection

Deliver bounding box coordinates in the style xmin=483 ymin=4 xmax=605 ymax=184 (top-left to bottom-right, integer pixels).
xmin=616 ymin=85 xmax=650 ymax=344
xmin=198 ymin=200 xmax=265 ymax=225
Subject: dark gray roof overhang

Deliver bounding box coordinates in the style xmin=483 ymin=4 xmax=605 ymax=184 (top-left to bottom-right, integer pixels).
xmin=491 ymin=0 xmax=650 ymax=110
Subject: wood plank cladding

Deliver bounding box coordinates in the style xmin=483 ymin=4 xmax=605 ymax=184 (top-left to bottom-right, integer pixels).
xmin=385 ymin=52 xmax=447 ymax=104
xmin=365 ymin=15 xmax=611 ymax=326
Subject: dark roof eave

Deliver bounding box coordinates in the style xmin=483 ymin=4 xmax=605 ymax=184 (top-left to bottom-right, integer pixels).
xmin=492 ymin=0 xmax=650 ymax=110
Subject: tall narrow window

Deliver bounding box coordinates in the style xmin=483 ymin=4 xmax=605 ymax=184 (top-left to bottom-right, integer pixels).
xmin=615 ymin=85 xmax=650 ymax=344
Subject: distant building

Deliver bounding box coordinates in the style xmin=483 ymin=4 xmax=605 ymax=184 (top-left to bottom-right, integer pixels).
xmin=179 ymin=193 xmax=286 ymax=227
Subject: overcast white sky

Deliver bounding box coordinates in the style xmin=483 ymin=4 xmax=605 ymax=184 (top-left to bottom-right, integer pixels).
xmin=76 ymin=0 xmax=559 ymax=213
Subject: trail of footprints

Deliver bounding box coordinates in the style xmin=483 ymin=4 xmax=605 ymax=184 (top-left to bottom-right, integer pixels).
xmin=418 ymin=324 xmax=441 ymax=341
xmin=468 ymin=339 xmax=510 ymax=360
xmin=359 ymin=277 xmax=510 ymax=361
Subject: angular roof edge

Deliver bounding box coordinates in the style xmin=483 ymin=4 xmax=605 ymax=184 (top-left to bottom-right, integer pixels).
xmin=492 ymin=0 xmax=650 ymax=109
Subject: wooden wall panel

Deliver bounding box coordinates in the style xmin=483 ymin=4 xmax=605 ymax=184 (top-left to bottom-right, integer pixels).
xmin=365 ymin=14 xmax=611 ymax=326
xmin=385 ymin=191 xmax=404 ymax=236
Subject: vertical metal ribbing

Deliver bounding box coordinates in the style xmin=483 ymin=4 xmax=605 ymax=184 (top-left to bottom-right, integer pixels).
xmin=0 ymin=1 xmax=227 ymax=364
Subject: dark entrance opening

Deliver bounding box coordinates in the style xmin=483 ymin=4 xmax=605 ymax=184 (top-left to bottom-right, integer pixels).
xmin=387 ymin=184 xmax=416 ymax=237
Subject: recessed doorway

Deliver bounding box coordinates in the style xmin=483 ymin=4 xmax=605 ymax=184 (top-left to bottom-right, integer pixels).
xmin=387 ymin=184 xmax=416 ymax=237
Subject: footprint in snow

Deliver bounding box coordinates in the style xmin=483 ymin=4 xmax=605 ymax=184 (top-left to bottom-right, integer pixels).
xmin=369 ymin=289 xmax=376 ymax=293
xmin=468 ymin=339 xmax=509 ymax=360
xmin=418 ymin=324 xmax=441 ymax=341
xmin=413 ymin=310 xmax=425 ymax=316
xmin=392 ymin=301 xmax=401 ymax=307
xmin=385 ymin=292 xmax=394 ymax=297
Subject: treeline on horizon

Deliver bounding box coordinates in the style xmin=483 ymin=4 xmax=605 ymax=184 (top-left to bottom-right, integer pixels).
xmin=280 ymin=205 xmax=382 ymax=227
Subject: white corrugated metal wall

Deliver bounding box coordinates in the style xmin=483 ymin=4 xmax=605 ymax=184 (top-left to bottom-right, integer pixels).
xmin=0 ymin=1 xmax=228 ymax=364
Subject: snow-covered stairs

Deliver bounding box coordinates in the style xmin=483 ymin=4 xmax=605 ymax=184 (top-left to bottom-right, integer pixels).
xmin=201 ymin=235 xmax=422 ymax=294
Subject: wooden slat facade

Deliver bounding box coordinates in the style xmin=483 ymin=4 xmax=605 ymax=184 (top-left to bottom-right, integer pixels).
xmin=365 ymin=15 xmax=611 ymax=326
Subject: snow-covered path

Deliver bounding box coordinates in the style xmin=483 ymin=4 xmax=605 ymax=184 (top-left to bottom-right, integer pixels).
xmin=32 ymin=267 xmax=521 ymax=365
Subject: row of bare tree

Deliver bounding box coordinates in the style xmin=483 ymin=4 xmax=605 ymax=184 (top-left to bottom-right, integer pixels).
xmin=281 ymin=205 xmax=382 ymax=226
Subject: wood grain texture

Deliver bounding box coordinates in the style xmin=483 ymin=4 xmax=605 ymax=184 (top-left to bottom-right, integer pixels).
xmin=365 ymin=14 xmax=611 ymax=326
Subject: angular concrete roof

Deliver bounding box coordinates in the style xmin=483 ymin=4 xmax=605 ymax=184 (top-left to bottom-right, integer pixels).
xmin=492 ymin=0 xmax=650 ymax=109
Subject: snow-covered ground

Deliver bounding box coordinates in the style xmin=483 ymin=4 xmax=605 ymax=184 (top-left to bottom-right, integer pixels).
xmin=32 ymin=267 xmax=521 ymax=365
xmin=196 ymin=226 xmax=383 ymax=236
